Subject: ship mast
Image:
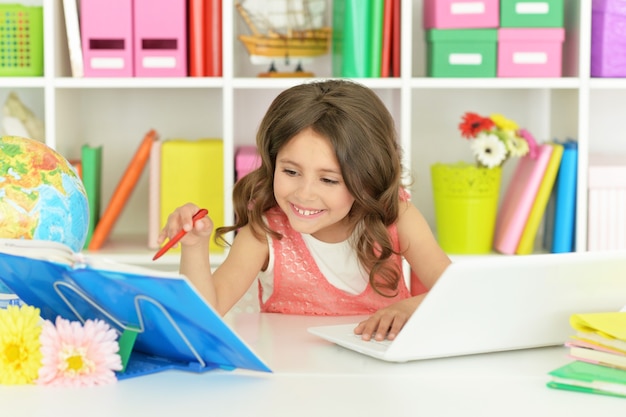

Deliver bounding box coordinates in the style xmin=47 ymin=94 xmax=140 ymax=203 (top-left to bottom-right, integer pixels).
xmin=235 ymin=3 xmax=262 ymax=37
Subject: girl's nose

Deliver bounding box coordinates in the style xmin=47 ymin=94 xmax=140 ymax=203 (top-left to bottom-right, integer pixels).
xmin=295 ymin=178 xmax=317 ymax=201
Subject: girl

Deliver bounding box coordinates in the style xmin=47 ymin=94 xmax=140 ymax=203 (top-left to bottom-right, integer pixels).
xmin=158 ymin=79 xmax=451 ymax=341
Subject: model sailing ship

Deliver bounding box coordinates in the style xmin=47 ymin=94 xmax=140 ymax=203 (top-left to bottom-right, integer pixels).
xmin=235 ymin=0 xmax=331 ymax=77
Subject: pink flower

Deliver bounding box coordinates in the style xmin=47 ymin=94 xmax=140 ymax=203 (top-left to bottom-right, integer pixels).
xmin=37 ymin=317 xmax=122 ymax=387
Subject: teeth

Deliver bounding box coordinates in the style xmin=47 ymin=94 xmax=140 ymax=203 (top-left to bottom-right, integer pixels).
xmin=295 ymin=206 xmax=321 ymax=216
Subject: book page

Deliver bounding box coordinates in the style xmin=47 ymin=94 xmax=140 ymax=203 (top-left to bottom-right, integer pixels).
xmin=0 ymin=238 xmax=185 ymax=280
xmin=0 ymin=238 xmax=75 ymax=265
xmin=81 ymin=255 xmax=186 ymax=280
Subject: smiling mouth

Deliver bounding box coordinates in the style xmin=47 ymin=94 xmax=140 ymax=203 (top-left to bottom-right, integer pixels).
xmin=292 ymin=204 xmax=323 ymax=216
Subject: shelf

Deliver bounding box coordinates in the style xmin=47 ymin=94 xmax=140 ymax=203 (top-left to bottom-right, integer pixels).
xmin=409 ymin=77 xmax=581 ymax=89
xmin=4 ymin=0 xmax=623 ymax=264
xmin=0 ymin=77 xmax=46 ymax=88
xmin=52 ymin=77 xmax=225 ymax=89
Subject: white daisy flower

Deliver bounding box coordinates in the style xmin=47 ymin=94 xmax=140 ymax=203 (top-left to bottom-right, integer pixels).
xmin=469 ymin=133 xmax=507 ymax=168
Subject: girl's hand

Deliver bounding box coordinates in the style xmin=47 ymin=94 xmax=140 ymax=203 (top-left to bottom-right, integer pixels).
xmin=156 ymin=203 xmax=213 ymax=249
xmin=353 ymin=295 xmax=423 ymax=341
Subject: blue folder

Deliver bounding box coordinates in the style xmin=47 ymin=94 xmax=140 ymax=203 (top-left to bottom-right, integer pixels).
xmin=543 ymin=139 xmax=577 ymax=254
xmin=0 ymin=239 xmax=271 ymax=379
xmin=552 ymin=140 xmax=578 ymax=253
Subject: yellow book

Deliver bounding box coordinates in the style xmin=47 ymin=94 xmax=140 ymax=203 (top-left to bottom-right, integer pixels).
xmin=570 ymin=311 xmax=626 ymax=344
xmin=515 ymin=143 xmax=564 ymax=254
xmin=160 ymin=138 xmax=224 ymax=253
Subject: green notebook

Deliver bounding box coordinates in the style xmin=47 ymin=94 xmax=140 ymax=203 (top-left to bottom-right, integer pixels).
xmin=81 ymin=144 xmax=102 ymax=248
xmin=332 ymin=0 xmax=371 ymax=78
xmin=547 ymin=360 xmax=626 ymax=399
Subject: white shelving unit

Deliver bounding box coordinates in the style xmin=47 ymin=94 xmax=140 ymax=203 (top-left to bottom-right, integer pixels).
xmin=1 ymin=0 xmax=620 ymax=267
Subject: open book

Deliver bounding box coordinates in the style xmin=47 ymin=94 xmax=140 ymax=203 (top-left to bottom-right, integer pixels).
xmin=0 ymin=238 xmax=271 ymax=379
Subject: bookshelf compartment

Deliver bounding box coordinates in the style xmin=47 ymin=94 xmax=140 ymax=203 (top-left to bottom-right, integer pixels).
xmin=53 ymin=87 xmax=223 ymax=241
xmin=410 ymin=87 xmax=579 ymax=236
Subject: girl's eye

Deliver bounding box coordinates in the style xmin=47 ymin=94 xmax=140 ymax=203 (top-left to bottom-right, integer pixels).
xmin=321 ymin=178 xmax=340 ymax=185
xmin=282 ymin=169 xmax=297 ymax=176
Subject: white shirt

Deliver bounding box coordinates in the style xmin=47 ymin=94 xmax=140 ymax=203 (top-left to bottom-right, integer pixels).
xmin=257 ymin=232 xmax=369 ymax=302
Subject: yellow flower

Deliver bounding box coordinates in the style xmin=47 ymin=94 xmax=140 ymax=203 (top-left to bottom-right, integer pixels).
xmin=505 ymin=134 xmax=530 ymax=157
xmin=0 ymin=305 xmax=43 ymax=385
xmin=490 ymin=113 xmax=519 ymax=132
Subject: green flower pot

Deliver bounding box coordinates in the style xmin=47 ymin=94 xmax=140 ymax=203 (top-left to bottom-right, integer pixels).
xmin=431 ymin=162 xmax=501 ymax=254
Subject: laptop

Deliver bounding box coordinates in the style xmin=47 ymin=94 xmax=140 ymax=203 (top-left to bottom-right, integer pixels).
xmin=308 ymin=250 xmax=626 ymax=362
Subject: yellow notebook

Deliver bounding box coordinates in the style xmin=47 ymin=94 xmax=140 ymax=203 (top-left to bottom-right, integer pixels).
xmin=516 ymin=143 xmax=564 ymax=254
xmin=571 ymin=312 xmax=626 ymax=341
xmin=160 ymin=138 xmax=224 ymax=253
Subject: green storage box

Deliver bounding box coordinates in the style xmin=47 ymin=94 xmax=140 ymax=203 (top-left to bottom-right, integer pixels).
xmin=0 ymin=4 xmax=44 ymax=76
xmin=500 ymin=0 xmax=564 ymax=28
xmin=427 ymin=29 xmax=497 ymax=78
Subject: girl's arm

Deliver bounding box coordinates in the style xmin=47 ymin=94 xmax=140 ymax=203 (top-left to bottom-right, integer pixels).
xmin=159 ymin=203 xmax=269 ymax=316
xmin=354 ymin=201 xmax=451 ymax=341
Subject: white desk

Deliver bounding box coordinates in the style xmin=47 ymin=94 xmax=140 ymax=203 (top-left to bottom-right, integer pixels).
xmin=2 ymin=313 xmax=624 ymax=416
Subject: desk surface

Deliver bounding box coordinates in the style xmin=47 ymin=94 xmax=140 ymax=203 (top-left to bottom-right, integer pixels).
xmin=2 ymin=313 xmax=624 ymax=416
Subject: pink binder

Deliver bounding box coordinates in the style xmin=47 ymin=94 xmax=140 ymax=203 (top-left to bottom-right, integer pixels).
xmin=494 ymin=144 xmax=553 ymax=255
xmin=80 ymin=0 xmax=133 ymax=77
xmin=133 ymin=0 xmax=187 ymax=77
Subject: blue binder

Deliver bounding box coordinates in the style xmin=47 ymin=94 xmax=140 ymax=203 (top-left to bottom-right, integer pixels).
xmin=544 ymin=140 xmax=578 ymax=253
xmin=0 ymin=239 xmax=271 ymax=379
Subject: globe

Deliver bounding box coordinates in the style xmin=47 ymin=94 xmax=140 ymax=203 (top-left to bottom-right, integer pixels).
xmin=0 ymin=135 xmax=89 ymax=253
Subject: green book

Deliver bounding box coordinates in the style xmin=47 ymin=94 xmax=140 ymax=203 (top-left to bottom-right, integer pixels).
xmin=332 ymin=0 xmax=371 ymax=78
xmin=368 ymin=0 xmax=384 ymax=77
xmin=547 ymin=360 xmax=626 ymax=399
xmin=81 ymin=144 xmax=102 ymax=249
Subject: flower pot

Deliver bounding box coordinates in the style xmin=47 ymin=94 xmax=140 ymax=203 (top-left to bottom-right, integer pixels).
xmin=431 ymin=162 xmax=501 ymax=254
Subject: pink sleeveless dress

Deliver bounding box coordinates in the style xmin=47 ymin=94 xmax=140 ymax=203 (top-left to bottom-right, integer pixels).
xmin=259 ymin=206 xmax=417 ymax=316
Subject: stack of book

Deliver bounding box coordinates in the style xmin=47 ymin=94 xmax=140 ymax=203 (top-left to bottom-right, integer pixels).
xmin=547 ymin=311 xmax=626 ymax=398
xmin=494 ymin=139 xmax=578 ymax=255
xmin=332 ymin=0 xmax=400 ymax=78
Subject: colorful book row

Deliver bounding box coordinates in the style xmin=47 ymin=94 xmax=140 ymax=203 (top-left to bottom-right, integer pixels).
xmin=332 ymin=0 xmax=400 ymax=78
xmin=494 ymin=139 xmax=577 ymax=255
xmin=76 ymin=130 xmax=261 ymax=252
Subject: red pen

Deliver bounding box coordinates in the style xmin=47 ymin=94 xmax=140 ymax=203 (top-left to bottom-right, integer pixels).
xmin=152 ymin=208 xmax=208 ymax=261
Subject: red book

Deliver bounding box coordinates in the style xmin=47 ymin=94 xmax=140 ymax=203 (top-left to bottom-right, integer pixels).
xmin=88 ymin=130 xmax=158 ymax=251
xmin=204 ymin=0 xmax=222 ymax=77
xmin=380 ymin=0 xmax=393 ymax=77
xmin=188 ymin=0 xmax=205 ymax=76
xmin=391 ymin=0 xmax=400 ymax=77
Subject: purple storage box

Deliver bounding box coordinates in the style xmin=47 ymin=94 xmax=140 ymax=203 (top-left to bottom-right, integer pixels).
xmin=591 ymin=0 xmax=626 ymax=77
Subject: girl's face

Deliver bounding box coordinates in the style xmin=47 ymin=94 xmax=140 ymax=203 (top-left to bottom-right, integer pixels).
xmin=274 ymin=127 xmax=355 ymax=243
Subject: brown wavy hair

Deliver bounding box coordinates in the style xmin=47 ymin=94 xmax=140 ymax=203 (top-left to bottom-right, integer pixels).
xmin=215 ymin=79 xmax=405 ymax=296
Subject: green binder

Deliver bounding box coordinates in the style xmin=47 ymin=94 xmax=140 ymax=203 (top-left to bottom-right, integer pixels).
xmin=547 ymin=360 xmax=626 ymax=399
xmin=81 ymin=144 xmax=102 ymax=248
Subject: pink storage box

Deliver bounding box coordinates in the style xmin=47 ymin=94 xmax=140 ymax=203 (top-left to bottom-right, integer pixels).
xmin=497 ymin=28 xmax=565 ymax=77
xmin=423 ymin=0 xmax=499 ymax=29
xmin=80 ymin=0 xmax=133 ymax=77
xmin=235 ymin=146 xmax=261 ymax=181
xmin=133 ymin=0 xmax=187 ymax=77
xmin=588 ymin=154 xmax=626 ymax=251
